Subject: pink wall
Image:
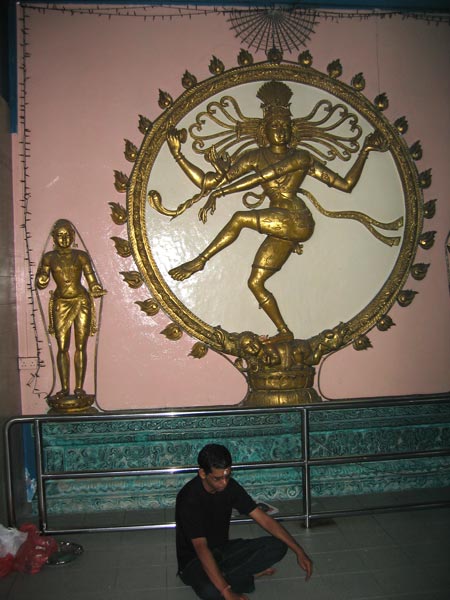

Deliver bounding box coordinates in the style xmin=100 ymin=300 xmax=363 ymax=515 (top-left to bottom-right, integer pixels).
xmin=13 ymin=6 xmax=450 ymax=414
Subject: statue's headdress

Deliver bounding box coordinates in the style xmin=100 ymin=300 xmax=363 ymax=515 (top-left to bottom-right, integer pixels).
xmin=256 ymin=80 xmax=293 ymax=120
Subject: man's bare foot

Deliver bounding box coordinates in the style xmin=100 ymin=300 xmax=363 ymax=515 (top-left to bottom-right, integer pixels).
xmin=74 ymin=388 xmax=86 ymax=398
xmin=54 ymin=389 xmax=69 ymax=399
xmin=169 ymin=256 xmax=206 ymax=281
xmin=255 ymin=567 xmax=276 ymax=578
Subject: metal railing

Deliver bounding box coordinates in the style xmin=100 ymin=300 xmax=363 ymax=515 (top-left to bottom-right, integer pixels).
xmin=4 ymin=392 xmax=450 ymax=534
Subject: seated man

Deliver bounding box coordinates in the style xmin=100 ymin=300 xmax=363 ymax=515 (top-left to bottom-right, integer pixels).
xmin=176 ymin=444 xmax=312 ymax=599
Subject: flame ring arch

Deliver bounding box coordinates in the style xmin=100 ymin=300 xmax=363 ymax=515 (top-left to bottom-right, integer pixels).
xmin=127 ymin=61 xmax=423 ymax=353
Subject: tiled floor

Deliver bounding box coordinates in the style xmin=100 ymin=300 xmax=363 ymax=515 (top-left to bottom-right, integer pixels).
xmin=1 ymin=495 xmax=450 ymax=600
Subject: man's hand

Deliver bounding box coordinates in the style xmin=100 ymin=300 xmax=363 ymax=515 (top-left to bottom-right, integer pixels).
xmin=296 ymin=548 xmax=313 ymax=581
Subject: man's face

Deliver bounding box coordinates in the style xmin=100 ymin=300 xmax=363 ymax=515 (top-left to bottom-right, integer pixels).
xmin=199 ymin=466 xmax=232 ymax=494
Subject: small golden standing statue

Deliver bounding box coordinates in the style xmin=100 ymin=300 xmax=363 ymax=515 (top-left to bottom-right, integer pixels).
xmin=35 ymin=219 xmax=107 ymax=412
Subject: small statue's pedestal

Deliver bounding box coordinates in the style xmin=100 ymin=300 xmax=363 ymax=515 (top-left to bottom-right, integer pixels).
xmin=47 ymin=393 xmax=96 ymax=414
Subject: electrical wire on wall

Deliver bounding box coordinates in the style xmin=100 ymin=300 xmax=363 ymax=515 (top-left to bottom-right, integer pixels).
xmin=445 ymin=231 xmax=450 ymax=295
xmin=17 ymin=7 xmax=47 ymax=398
xmin=18 ymin=3 xmax=450 ymax=26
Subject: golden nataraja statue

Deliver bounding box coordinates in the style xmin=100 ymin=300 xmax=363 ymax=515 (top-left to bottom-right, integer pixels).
xmin=161 ymin=80 xmax=402 ymax=343
xmin=36 ymin=219 xmax=107 ymax=410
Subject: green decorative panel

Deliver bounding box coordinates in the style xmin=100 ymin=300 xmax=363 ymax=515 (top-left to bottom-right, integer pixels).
xmin=42 ymin=412 xmax=302 ymax=473
xmin=43 ymin=468 xmax=303 ymax=514
xmin=309 ymin=403 xmax=450 ymax=458
xmin=311 ymin=456 xmax=450 ymax=496
xmin=32 ymin=398 xmax=450 ymax=515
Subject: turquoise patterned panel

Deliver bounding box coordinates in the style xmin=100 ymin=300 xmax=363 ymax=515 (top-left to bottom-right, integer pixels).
xmin=309 ymin=403 xmax=450 ymax=458
xmin=42 ymin=412 xmax=302 ymax=472
xmin=32 ymin=399 xmax=450 ymax=515
xmin=43 ymin=467 xmax=304 ymax=514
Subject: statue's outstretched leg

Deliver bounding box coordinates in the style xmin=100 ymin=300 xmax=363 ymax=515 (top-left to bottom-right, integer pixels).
xmin=169 ymin=211 xmax=258 ymax=281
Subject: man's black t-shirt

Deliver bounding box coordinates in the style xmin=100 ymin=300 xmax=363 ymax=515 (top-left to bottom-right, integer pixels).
xmin=176 ymin=475 xmax=257 ymax=571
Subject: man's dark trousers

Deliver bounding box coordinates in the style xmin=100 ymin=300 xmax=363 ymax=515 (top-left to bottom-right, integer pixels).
xmin=179 ymin=536 xmax=288 ymax=599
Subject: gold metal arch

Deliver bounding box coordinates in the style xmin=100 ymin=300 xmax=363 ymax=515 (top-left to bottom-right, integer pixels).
xmin=126 ymin=59 xmax=424 ymax=353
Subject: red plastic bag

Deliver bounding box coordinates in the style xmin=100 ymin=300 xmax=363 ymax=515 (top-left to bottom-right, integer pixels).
xmin=12 ymin=524 xmax=58 ymax=575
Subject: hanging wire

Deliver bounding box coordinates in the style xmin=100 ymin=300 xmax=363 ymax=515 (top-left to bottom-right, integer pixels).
xmin=18 ymin=7 xmax=46 ymax=398
xmin=445 ymin=231 xmax=450 ymax=296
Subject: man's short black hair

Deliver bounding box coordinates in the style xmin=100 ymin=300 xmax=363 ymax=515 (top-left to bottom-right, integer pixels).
xmin=198 ymin=444 xmax=232 ymax=474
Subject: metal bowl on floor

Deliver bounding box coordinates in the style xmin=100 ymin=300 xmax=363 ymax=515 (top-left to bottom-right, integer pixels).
xmin=46 ymin=541 xmax=84 ymax=566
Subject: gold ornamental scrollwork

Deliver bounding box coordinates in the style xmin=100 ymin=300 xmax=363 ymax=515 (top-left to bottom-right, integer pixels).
xmin=118 ymin=55 xmax=433 ymax=405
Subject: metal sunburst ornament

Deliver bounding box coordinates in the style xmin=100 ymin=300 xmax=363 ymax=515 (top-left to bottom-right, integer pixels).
xmin=228 ymin=6 xmax=318 ymax=53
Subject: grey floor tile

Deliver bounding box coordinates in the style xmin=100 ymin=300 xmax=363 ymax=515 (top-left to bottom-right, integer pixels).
xmin=400 ymin=541 xmax=450 ymax=566
xmin=256 ymin=575 xmax=335 ymax=599
xmin=394 ymin=594 xmax=450 ymax=600
xmin=314 ymin=494 xmax=363 ymax=512
xmin=120 ymin=529 xmax=166 ymax=545
xmin=296 ymin=528 xmax=353 ymax=554
xmin=381 ymin=519 xmax=450 ymax=546
xmin=166 ymin=541 xmax=179 ymax=566
xmin=115 ymin=564 xmax=166 ymax=591
xmin=0 ymin=572 xmax=16 ymax=598
xmin=9 ymin=566 xmax=116 ymax=597
xmin=322 ymin=570 xmax=385 ymax=599
xmin=166 ymin=569 xmax=186 ymax=590
xmin=72 ymin=547 xmax=120 ymax=570
xmin=119 ymin=544 xmax=168 ymax=567
xmin=358 ymin=545 xmax=411 ymax=570
xmin=338 ymin=516 xmax=398 ymax=549
xmin=109 ymin=590 xmax=168 ymax=600
xmin=372 ymin=564 xmax=450 ymax=596
xmin=307 ymin=548 xmax=368 ymax=575
xmin=167 ymin=587 xmax=196 ymax=600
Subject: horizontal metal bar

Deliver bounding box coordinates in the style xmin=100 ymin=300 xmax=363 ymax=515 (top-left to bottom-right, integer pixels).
xmin=308 ymin=447 xmax=450 ymax=466
xmin=307 ymin=500 xmax=450 ymax=521
xmin=41 ymin=459 xmax=306 ymax=481
xmin=5 ymin=390 xmax=450 ymax=428
xmin=44 ymin=522 xmax=177 ymax=535
xmin=4 ymin=405 xmax=303 ymax=427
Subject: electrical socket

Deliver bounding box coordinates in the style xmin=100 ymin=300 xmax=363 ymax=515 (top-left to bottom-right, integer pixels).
xmin=18 ymin=357 xmax=38 ymax=370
